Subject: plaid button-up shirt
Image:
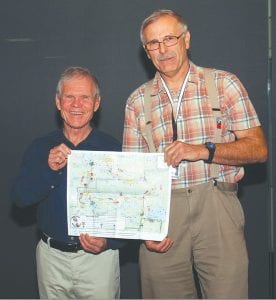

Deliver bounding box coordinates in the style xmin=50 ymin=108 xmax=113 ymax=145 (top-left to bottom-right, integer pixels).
xmin=123 ymin=62 xmax=261 ymax=189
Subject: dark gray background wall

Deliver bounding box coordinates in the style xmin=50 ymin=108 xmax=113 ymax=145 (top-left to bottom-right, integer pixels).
xmin=0 ymin=0 xmax=275 ymax=298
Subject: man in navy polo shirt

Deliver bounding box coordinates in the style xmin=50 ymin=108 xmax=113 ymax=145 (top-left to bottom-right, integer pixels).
xmin=12 ymin=66 xmax=124 ymax=299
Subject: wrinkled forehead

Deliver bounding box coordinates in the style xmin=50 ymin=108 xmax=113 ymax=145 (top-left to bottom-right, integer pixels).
xmin=146 ymin=14 xmax=179 ymax=26
xmin=143 ymin=16 xmax=186 ymax=42
xmin=143 ymin=15 xmax=182 ymax=38
xmin=61 ymin=76 xmax=96 ymax=94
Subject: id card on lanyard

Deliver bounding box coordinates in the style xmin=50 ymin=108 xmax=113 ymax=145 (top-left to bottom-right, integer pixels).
xmin=160 ymin=69 xmax=190 ymax=178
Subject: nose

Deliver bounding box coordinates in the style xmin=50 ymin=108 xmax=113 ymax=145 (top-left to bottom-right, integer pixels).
xmin=71 ymin=97 xmax=82 ymax=106
xmin=158 ymin=41 xmax=167 ymax=53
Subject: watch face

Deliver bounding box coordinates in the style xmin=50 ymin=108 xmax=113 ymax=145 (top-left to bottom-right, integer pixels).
xmin=206 ymin=142 xmax=215 ymax=150
xmin=209 ymin=142 xmax=215 ymax=150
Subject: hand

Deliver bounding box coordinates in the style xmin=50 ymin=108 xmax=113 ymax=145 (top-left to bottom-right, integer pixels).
xmin=144 ymin=237 xmax=174 ymax=253
xmin=79 ymin=233 xmax=107 ymax=254
xmin=164 ymin=141 xmax=205 ymax=167
xmin=48 ymin=143 xmax=71 ymax=171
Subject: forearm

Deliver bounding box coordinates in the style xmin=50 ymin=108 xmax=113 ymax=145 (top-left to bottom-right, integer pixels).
xmin=196 ymin=136 xmax=268 ymax=166
xmin=212 ymin=126 xmax=268 ymax=165
xmin=165 ymin=127 xmax=268 ymax=167
xmin=212 ymin=139 xmax=267 ymax=166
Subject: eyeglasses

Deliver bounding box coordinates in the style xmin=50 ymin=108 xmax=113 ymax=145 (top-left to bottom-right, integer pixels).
xmin=144 ymin=32 xmax=186 ymax=51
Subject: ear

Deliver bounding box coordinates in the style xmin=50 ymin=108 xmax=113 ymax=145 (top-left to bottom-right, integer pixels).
xmin=184 ymin=30 xmax=191 ymax=50
xmin=55 ymin=96 xmax=61 ymax=110
xmin=93 ymin=96 xmax=101 ymax=112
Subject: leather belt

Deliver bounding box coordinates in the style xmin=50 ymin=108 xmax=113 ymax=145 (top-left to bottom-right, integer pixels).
xmin=41 ymin=232 xmax=82 ymax=252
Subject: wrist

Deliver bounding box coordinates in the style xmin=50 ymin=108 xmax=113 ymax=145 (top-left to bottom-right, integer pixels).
xmin=204 ymin=142 xmax=216 ymax=163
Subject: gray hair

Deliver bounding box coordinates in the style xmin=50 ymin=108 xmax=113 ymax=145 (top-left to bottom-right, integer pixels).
xmin=140 ymin=9 xmax=188 ymax=44
xmin=56 ymin=66 xmax=100 ymax=98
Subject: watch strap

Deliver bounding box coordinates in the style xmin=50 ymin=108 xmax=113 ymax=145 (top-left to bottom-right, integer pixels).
xmin=205 ymin=142 xmax=216 ymax=163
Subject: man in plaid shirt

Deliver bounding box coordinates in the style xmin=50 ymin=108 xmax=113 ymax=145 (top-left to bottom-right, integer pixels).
xmin=123 ymin=9 xmax=268 ymax=299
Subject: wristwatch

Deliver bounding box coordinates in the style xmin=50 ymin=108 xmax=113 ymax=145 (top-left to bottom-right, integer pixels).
xmin=204 ymin=142 xmax=216 ymax=163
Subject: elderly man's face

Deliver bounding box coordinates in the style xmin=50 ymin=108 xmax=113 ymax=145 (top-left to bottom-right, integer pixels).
xmin=55 ymin=76 xmax=100 ymax=132
xmin=143 ymin=15 xmax=190 ymax=79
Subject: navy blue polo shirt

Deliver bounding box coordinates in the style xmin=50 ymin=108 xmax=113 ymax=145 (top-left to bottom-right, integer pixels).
xmin=12 ymin=128 xmax=125 ymax=250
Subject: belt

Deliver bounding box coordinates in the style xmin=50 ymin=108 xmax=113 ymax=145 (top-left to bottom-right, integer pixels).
xmin=41 ymin=232 xmax=83 ymax=252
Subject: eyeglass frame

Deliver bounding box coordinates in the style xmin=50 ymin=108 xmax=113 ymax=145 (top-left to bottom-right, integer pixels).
xmin=144 ymin=31 xmax=186 ymax=51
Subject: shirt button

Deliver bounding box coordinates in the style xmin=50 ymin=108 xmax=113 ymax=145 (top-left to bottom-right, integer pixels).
xmin=70 ymin=236 xmax=74 ymax=241
xmin=59 ymin=171 xmax=63 ymax=175
xmin=50 ymin=185 xmax=55 ymax=189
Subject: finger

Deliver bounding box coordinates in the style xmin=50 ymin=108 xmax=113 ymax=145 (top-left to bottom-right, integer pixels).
xmin=58 ymin=143 xmax=71 ymax=156
xmin=79 ymin=236 xmax=99 ymax=253
xmin=79 ymin=235 xmax=105 ymax=253
xmin=154 ymin=238 xmax=174 ymax=252
xmin=160 ymin=239 xmax=174 ymax=252
xmin=164 ymin=149 xmax=172 ymax=166
xmin=145 ymin=239 xmax=167 ymax=252
xmin=164 ymin=141 xmax=176 ymax=152
xmin=91 ymin=237 xmax=107 ymax=251
xmin=49 ymin=144 xmax=71 ymax=159
xmin=50 ymin=151 xmax=69 ymax=166
xmin=157 ymin=238 xmax=171 ymax=251
xmin=167 ymin=148 xmax=182 ymax=167
xmin=165 ymin=144 xmax=178 ymax=166
xmin=155 ymin=241 xmax=172 ymax=253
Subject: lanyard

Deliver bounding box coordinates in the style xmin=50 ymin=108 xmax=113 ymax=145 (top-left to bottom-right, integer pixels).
xmin=160 ymin=70 xmax=190 ymax=140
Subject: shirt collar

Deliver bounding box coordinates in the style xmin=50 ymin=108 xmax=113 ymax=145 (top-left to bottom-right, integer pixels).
xmin=150 ymin=61 xmax=203 ymax=96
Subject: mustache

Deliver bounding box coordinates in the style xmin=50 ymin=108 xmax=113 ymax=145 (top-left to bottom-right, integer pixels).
xmin=157 ymin=53 xmax=176 ymax=61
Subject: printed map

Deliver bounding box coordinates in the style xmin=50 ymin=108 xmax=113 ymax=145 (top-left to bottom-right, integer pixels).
xmin=67 ymin=151 xmax=171 ymax=241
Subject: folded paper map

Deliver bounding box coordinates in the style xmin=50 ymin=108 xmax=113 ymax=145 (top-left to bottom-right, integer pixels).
xmin=67 ymin=150 xmax=171 ymax=241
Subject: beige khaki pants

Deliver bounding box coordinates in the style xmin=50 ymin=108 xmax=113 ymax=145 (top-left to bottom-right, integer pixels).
xmin=139 ymin=181 xmax=248 ymax=299
xmin=36 ymin=239 xmax=120 ymax=299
